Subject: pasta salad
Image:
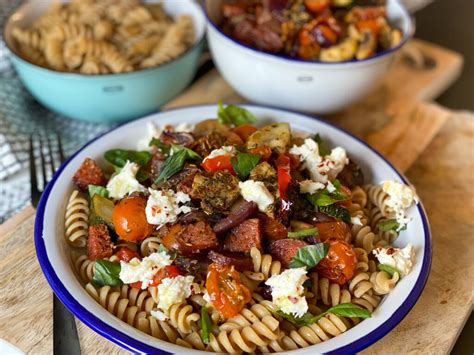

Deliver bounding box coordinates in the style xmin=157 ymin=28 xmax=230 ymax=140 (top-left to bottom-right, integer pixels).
xmin=66 ymin=103 xmax=418 ymax=353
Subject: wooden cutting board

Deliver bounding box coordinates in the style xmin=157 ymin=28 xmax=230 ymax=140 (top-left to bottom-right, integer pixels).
xmin=1 ymin=39 xmax=472 ymax=355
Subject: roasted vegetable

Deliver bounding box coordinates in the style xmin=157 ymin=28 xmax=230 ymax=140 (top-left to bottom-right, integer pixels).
xmin=249 ymin=161 xmax=278 ymax=194
xmin=246 ymin=123 xmax=291 ymax=154
xmin=193 ymin=119 xmax=243 ymax=145
xmin=89 ymin=194 xmax=115 ymax=229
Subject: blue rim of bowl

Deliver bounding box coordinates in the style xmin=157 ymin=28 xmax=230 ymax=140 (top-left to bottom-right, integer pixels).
xmin=34 ymin=104 xmax=431 ymax=355
xmin=203 ymin=0 xmax=415 ymax=66
xmin=3 ymin=1 xmax=206 ymax=79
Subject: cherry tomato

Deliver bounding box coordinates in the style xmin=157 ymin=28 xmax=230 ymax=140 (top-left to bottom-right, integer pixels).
xmin=356 ymin=19 xmax=381 ymax=35
xmin=130 ymin=281 xmax=143 ymax=289
xmin=276 ymin=154 xmax=291 ymax=200
xmin=115 ymin=246 xmax=140 ymax=262
xmin=249 ymin=145 xmax=272 ymax=161
xmin=304 ymin=0 xmax=330 ymax=13
xmin=201 ymin=155 xmax=236 ymax=175
xmin=315 ymin=238 xmax=357 ymax=285
xmin=232 ymin=124 xmax=258 ymax=141
xmin=206 ymin=263 xmax=251 ymax=319
xmin=150 ymin=265 xmax=181 ymax=287
xmin=112 ymin=196 xmax=154 ymax=242
xmin=315 ymin=221 xmax=351 ymax=243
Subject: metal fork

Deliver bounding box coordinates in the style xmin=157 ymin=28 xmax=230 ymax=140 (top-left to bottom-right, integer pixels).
xmin=29 ymin=133 xmax=81 ymax=355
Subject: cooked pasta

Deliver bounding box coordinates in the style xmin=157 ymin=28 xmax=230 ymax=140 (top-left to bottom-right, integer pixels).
xmin=63 ymin=105 xmax=419 ymax=353
xmin=64 ymin=190 xmax=89 ymax=247
xmin=11 ymin=1 xmax=195 ymax=74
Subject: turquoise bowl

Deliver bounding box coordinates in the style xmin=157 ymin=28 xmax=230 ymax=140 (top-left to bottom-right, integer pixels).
xmin=4 ymin=0 xmax=206 ymax=123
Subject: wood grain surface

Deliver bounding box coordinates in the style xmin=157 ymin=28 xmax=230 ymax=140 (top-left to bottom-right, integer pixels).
xmin=0 ymin=39 xmax=471 ymax=354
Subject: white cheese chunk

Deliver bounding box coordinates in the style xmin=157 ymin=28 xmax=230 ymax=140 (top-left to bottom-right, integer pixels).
xmin=203 ymin=145 xmax=237 ymax=162
xmin=106 ymin=161 xmax=146 ymax=199
xmin=351 ymin=216 xmax=363 ymax=226
xmin=326 ymin=181 xmax=336 ymax=193
xmin=382 ymin=181 xmax=419 ymax=230
xmin=157 ymin=275 xmax=195 ymax=312
xmin=299 ymin=180 xmax=325 ymax=194
xmin=136 ymin=121 xmax=163 ymax=151
xmin=145 ymin=188 xmax=191 ymax=226
xmin=239 ymin=180 xmax=274 ymax=212
xmin=119 ymin=251 xmax=172 ymax=289
xmin=373 ymin=244 xmax=415 ymax=276
xmin=265 ymin=268 xmax=309 ymax=317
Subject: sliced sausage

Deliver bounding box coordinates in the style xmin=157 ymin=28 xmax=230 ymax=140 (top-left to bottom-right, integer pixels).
xmin=268 ymin=239 xmax=308 ymax=269
xmin=87 ymin=224 xmax=113 ymax=260
xmin=73 ymin=158 xmax=106 ymax=191
xmin=223 ymin=218 xmax=262 ymax=253
xmin=175 ymin=221 xmax=219 ymax=255
xmin=258 ymin=213 xmax=288 ymax=241
xmin=208 ymin=251 xmax=254 ymax=272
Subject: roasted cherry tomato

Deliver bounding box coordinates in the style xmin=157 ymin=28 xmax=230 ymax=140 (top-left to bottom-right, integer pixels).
xmin=201 ymin=155 xmax=236 ymax=175
xmin=130 ymin=281 xmax=143 ymax=289
xmin=356 ymin=19 xmax=381 ymax=35
xmin=315 ymin=221 xmax=351 ymax=243
xmin=304 ymin=0 xmax=330 ymax=13
xmin=150 ymin=265 xmax=181 ymax=287
xmin=112 ymin=196 xmax=154 ymax=242
xmin=115 ymin=246 xmax=140 ymax=262
xmin=315 ymin=238 xmax=357 ymax=285
xmin=232 ymin=124 xmax=258 ymax=141
xmin=162 ymin=224 xmax=186 ymax=251
xmin=249 ymin=145 xmax=272 ymax=161
xmin=206 ymin=263 xmax=251 ymax=319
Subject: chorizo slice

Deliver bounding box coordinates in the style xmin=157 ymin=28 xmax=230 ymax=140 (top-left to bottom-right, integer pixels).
xmin=73 ymin=158 xmax=107 ymax=191
xmin=223 ymin=218 xmax=262 ymax=253
xmin=268 ymin=239 xmax=308 ymax=269
xmin=87 ymin=224 xmax=113 ymax=260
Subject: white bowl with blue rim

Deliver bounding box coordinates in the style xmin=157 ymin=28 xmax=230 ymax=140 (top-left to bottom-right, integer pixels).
xmin=3 ymin=0 xmax=206 ymax=123
xmin=35 ymin=104 xmax=431 ymax=354
xmin=204 ymin=0 xmax=414 ymax=114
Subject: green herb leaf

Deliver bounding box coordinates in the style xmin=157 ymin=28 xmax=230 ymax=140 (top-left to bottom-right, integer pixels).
xmin=88 ymin=185 xmax=108 ymax=198
xmin=332 ymin=179 xmax=342 ymax=189
xmin=318 ymin=204 xmax=351 ymax=224
xmin=200 ymin=306 xmax=212 ymax=345
xmin=104 ymin=149 xmax=151 ymax=168
xmin=313 ymin=133 xmax=331 ymax=156
xmin=378 ymin=263 xmax=402 ymax=276
xmin=276 ymin=311 xmax=317 ymax=326
xmin=217 ymin=101 xmax=257 ymax=126
xmin=92 ymin=260 xmax=122 ymax=287
xmin=155 ymin=145 xmax=201 ymax=183
xmin=289 ymin=243 xmax=329 ymax=269
xmin=378 ymin=219 xmax=403 ymax=232
xmin=306 ymin=192 xmax=337 ymax=207
xmin=157 ymin=244 xmax=177 ymax=260
xmin=230 ymin=152 xmax=261 ymax=180
xmin=288 ymin=227 xmax=319 ymax=238
xmin=149 ymin=137 xmax=171 ymax=155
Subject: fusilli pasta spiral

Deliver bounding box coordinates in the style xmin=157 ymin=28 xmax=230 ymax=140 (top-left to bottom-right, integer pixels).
xmin=64 ymin=190 xmax=89 ymax=247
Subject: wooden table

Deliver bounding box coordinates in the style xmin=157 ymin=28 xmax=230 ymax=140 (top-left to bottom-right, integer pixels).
xmin=0 ymin=39 xmax=472 ymax=354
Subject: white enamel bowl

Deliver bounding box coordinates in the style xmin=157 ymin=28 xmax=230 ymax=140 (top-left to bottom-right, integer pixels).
xmin=204 ymin=0 xmax=414 ymax=114
xmin=35 ymin=105 xmax=431 ymax=354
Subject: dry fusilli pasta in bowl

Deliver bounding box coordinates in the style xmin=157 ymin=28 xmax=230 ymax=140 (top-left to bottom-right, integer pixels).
xmin=3 ymin=0 xmax=206 ymax=122
xmin=34 ymin=104 xmax=432 ymax=354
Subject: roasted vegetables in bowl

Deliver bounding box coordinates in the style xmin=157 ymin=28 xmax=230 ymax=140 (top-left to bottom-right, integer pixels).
xmin=35 ymin=104 xmax=431 ymax=354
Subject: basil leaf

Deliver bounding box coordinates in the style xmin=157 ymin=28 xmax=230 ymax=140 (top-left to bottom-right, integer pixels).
xmin=88 ymin=185 xmax=108 ymax=198
xmin=92 ymin=260 xmax=122 ymax=287
xmin=149 ymin=137 xmax=171 ymax=155
xmin=276 ymin=310 xmax=317 ymax=326
xmin=378 ymin=219 xmax=402 ymax=232
xmin=155 ymin=145 xmax=201 ymax=183
xmin=378 ymin=263 xmax=402 ymax=276
xmin=230 ymin=153 xmax=261 ymax=180
xmin=289 ymin=243 xmax=329 ymax=269
xmin=332 ymin=179 xmax=342 ymax=189
xmin=324 ymin=303 xmax=372 ymax=319
xmin=158 ymin=244 xmax=177 ymax=260
xmin=217 ymin=101 xmax=257 ymax=126
xmin=318 ymin=204 xmax=351 ymax=223
xmin=200 ymin=306 xmax=212 ymax=345
xmin=104 ymin=149 xmax=151 ymax=167
xmin=288 ymin=227 xmax=318 ymax=238
xmin=313 ymin=133 xmax=330 ymax=156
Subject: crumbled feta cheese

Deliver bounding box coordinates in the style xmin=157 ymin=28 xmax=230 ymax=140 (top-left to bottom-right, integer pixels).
xmin=326 ymin=181 xmax=336 ymax=193
xmin=373 ymin=244 xmax=415 ymax=276
xmin=265 ymin=268 xmax=308 ymax=317
xmin=119 ymin=251 xmax=172 ymax=289
xmin=203 ymin=290 xmax=211 ymax=304
xmin=289 ymin=139 xmax=348 ymax=183
xmin=203 ymin=146 xmax=237 ymax=162
xmin=157 ymin=275 xmax=195 ymax=312
xmin=351 ymin=216 xmax=363 ymax=226
xmin=150 ymin=309 xmax=169 ymax=321
xmin=239 ymin=180 xmax=274 ymax=212
xmin=145 ymin=188 xmax=191 ymax=226
xmin=299 ymin=180 xmax=325 ymax=194
xmin=175 ymin=123 xmax=195 ymax=133
xmin=136 ymin=121 xmax=163 ymax=151
xmin=106 ymin=161 xmax=146 ymax=199
xmin=382 ymin=181 xmax=419 ymax=230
